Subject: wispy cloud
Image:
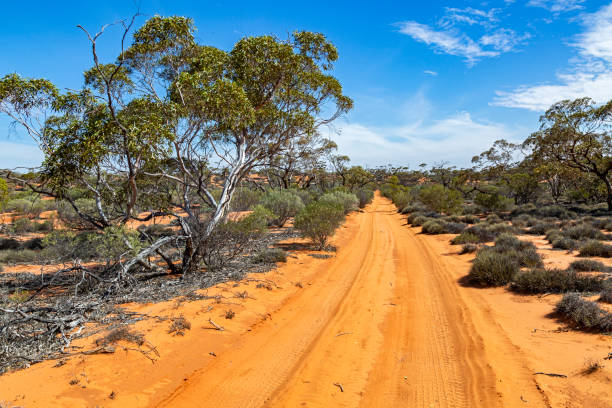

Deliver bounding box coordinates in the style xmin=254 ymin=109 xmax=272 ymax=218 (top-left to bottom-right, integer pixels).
xmin=398 ymin=7 xmax=530 ymax=65
xmin=331 ymin=112 xmax=522 ymax=168
xmin=527 ymin=0 xmax=585 ymax=13
xmin=424 ymin=70 xmax=438 ymax=76
xmin=493 ymin=3 xmax=612 ymax=111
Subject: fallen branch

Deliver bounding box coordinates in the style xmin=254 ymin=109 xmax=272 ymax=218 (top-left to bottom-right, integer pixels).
xmin=534 ymin=372 xmax=567 ymax=378
xmin=335 ymin=331 xmax=352 ymax=337
xmin=333 ymin=382 xmax=344 ymax=392
xmin=208 ymin=318 xmax=224 ymax=331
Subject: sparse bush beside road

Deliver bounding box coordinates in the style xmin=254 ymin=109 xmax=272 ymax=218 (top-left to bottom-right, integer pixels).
xmin=294 ymin=201 xmax=345 ymax=250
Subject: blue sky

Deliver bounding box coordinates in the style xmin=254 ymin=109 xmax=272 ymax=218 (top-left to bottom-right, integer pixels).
xmin=1 ymin=0 xmax=611 ymax=169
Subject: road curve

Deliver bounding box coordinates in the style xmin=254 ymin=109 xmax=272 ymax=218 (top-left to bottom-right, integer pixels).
xmin=158 ymin=194 xmax=537 ymax=408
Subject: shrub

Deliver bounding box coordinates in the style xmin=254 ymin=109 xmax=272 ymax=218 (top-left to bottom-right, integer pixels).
xmin=579 ymin=240 xmax=612 ymax=258
xmin=0 ymin=238 xmax=20 ymax=250
xmin=0 ymin=249 xmax=40 ymax=264
xmin=418 ymin=184 xmax=463 ymax=214
xmin=230 ymin=187 xmax=262 ymax=211
xmin=168 ymin=316 xmax=191 ymax=336
xmin=421 ymin=220 xmax=446 ymax=234
xmin=294 ymin=201 xmax=345 ymax=249
xmin=511 ymin=214 xmax=536 ymax=228
xmin=492 ymin=234 xmax=542 ymax=268
xmin=569 ymin=259 xmax=607 ymax=272
xmin=474 ymin=189 xmax=512 ymax=213
xmin=485 ymin=214 xmax=502 ymax=224
xmin=252 ymin=248 xmax=287 ymax=264
xmin=460 ymin=223 xmax=515 ymax=243
xmin=319 ymin=191 xmax=359 ymax=214
xmin=600 ymin=280 xmax=612 ymax=303
xmin=527 ymin=222 xmax=557 ymax=235
xmin=443 ymin=222 xmax=467 ymax=234
xmin=511 ymin=269 xmax=605 ymax=294
xmin=460 ymin=243 xmax=478 ymax=254
xmin=451 ymin=232 xmax=480 ymax=245
xmin=354 ymin=188 xmax=374 ymax=209
xmin=468 ymin=249 xmax=519 ymax=286
xmin=555 ymin=293 xmax=612 ymax=331
xmin=401 ymin=203 xmax=426 ymax=214
xmin=460 ymin=215 xmax=480 ymax=224
xmin=4 ymin=198 xmax=32 ymax=214
xmin=562 ymin=224 xmax=605 ymax=240
xmin=260 ymin=190 xmax=304 ymax=227
xmin=410 ymin=215 xmax=434 ymax=227
xmin=390 ymin=191 xmax=411 ymax=211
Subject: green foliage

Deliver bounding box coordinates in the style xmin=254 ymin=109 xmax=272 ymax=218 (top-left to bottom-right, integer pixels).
xmin=294 ymin=200 xmax=345 ymax=249
xmin=579 ymin=240 xmax=612 ymax=258
xmin=555 ymin=293 xmax=612 ymax=331
xmin=451 ymin=232 xmax=481 ymax=245
xmin=511 ymin=269 xmax=605 ymax=294
xmin=421 ymin=220 xmax=446 ymax=234
xmin=568 ymin=259 xmax=607 ymax=272
xmin=230 ymin=187 xmax=262 ymax=212
xmin=468 ymin=249 xmax=519 ymax=286
xmin=0 ymin=178 xmax=8 ymax=210
xmin=600 ymin=281 xmax=612 ymax=303
xmin=252 ymin=248 xmax=287 ymax=264
xmin=260 ymin=190 xmax=304 ymax=227
xmin=319 ymin=191 xmax=358 ymax=214
xmin=418 ymin=184 xmax=463 ymax=214
xmin=474 ymin=187 xmax=512 ymax=212
xmin=354 ymin=188 xmax=374 ymax=209
xmin=11 ymin=218 xmax=53 ymax=233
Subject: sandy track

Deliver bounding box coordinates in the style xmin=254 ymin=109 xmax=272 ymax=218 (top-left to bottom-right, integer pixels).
xmin=158 ymin=195 xmax=536 ymax=407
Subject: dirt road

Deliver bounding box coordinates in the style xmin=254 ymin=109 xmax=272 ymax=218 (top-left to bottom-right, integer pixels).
xmin=157 ymin=194 xmax=543 ymax=407
xmin=6 ymin=194 xmax=588 ymax=407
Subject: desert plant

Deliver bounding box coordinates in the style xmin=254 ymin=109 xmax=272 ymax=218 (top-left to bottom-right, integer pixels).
xmin=555 ymin=293 xmax=612 ymax=331
xmin=294 ymin=200 xmax=345 ymax=250
xmin=468 ymin=248 xmax=519 ymax=286
xmin=562 ymin=224 xmax=605 ymax=240
xmin=319 ymin=191 xmax=359 ymax=214
xmin=230 ymin=187 xmax=263 ymax=212
xmin=600 ymin=280 xmax=612 ymax=303
xmin=511 ymin=269 xmax=605 ymax=294
xmin=252 ymin=248 xmax=287 ymax=264
xmin=460 ymin=243 xmax=479 ymax=254
xmin=527 ymin=222 xmax=557 ymax=235
xmin=451 ymin=232 xmax=481 ymax=245
xmin=168 ymin=316 xmax=191 ymax=336
xmin=569 ymin=259 xmax=607 ymax=272
xmin=579 ymin=240 xmax=612 ymax=258
xmin=418 ymin=184 xmax=463 ymax=214
xmin=260 ymin=190 xmax=304 ymax=227
xmin=421 ymin=220 xmax=446 ymax=234
xmin=354 ymin=188 xmax=374 ymax=209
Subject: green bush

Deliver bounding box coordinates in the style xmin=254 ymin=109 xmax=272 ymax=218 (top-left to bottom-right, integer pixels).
xmin=600 ymin=280 xmax=612 ymax=303
xmin=230 ymin=187 xmax=263 ymax=211
xmin=319 ymin=191 xmax=359 ymax=214
xmin=294 ymin=201 xmax=345 ymax=250
xmin=555 ymin=293 xmax=612 ymax=331
xmin=11 ymin=218 xmax=53 ymax=233
xmin=418 ymin=184 xmax=463 ymax=214
xmin=460 ymin=215 xmax=481 ymax=224
xmin=460 ymin=223 xmax=516 ymax=243
xmin=562 ymin=224 xmax=605 ymax=240
xmin=511 ymin=269 xmax=605 ymax=294
xmin=451 ymin=232 xmax=481 ymax=245
xmin=0 ymin=249 xmax=40 ymax=264
xmin=459 ymin=243 xmax=478 ymax=254
xmin=4 ymin=198 xmax=32 ymax=214
xmin=252 ymin=248 xmax=287 ymax=264
xmin=527 ymin=222 xmax=557 ymax=235
xmin=468 ymin=249 xmax=519 ymax=286
xmin=354 ymin=188 xmax=374 ymax=209
xmin=260 ymin=190 xmax=304 ymax=227
xmin=579 ymin=240 xmax=612 ymax=258
xmin=421 ymin=220 xmax=446 ymax=234
xmin=569 ymin=259 xmax=607 ymax=272
xmin=474 ymin=189 xmax=512 ymax=212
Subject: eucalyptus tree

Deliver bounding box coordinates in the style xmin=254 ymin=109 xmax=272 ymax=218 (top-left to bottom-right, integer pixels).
xmin=524 ymin=98 xmax=612 ymax=210
xmin=0 ymin=15 xmax=352 ymax=275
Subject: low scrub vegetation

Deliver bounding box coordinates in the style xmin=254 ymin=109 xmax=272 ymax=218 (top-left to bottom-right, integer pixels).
xmin=294 ymin=200 xmax=345 ymax=250
xmin=511 ymin=269 xmax=605 ymax=294
xmin=579 ymin=240 xmax=612 ymax=258
xmin=555 ymin=293 xmax=612 ymax=332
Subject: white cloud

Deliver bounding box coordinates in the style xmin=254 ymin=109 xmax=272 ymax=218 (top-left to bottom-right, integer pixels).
xmin=399 ymin=22 xmax=499 ymax=64
xmin=330 ymin=112 xmax=522 ymax=168
xmin=527 ymin=0 xmax=585 ymax=13
xmin=398 ymin=7 xmax=530 ymax=65
xmin=493 ymin=3 xmax=612 ymax=111
xmin=424 ymin=70 xmax=438 ymax=76
xmin=0 ymin=140 xmax=43 ymax=169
